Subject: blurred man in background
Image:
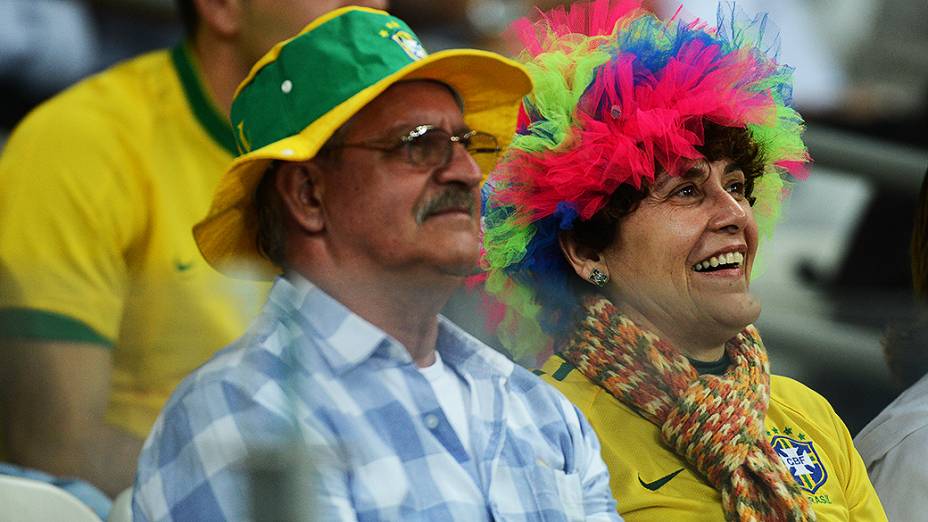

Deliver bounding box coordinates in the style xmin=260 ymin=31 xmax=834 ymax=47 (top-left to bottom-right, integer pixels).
xmin=0 ymin=0 xmax=385 ymax=503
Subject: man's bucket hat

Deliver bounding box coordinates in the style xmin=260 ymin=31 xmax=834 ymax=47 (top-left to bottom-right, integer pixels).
xmin=193 ymin=6 xmax=532 ymax=279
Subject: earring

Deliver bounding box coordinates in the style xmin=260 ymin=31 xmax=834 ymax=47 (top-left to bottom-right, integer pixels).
xmin=589 ymin=268 xmax=609 ymax=287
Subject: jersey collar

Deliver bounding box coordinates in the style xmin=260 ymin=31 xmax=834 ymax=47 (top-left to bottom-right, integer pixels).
xmin=170 ymin=43 xmax=237 ymax=155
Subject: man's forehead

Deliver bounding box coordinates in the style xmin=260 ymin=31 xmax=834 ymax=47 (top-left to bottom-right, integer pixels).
xmin=347 ymin=80 xmax=466 ymax=134
xmin=367 ymin=80 xmax=462 ymax=113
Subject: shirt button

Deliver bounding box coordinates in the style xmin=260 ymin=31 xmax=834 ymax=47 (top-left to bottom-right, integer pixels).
xmin=424 ymin=413 xmax=439 ymax=429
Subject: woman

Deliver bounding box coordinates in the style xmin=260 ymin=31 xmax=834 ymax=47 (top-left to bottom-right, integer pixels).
xmin=481 ymin=1 xmax=887 ymax=520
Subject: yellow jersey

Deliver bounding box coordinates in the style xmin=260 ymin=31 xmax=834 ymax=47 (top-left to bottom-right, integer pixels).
xmin=539 ymin=355 xmax=887 ymax=521
xmin=0 ymin=46 xmax=268 ymax=439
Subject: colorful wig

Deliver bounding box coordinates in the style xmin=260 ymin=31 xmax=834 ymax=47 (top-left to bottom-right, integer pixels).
xmin=482 ymin=0 xmax=810 ymax=360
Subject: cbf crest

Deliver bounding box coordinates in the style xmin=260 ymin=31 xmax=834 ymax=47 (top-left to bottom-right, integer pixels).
xmin=379 ymin=21 xmax=427 ymax=61
xmin=770 ymin=430 xmax=828 ymax=494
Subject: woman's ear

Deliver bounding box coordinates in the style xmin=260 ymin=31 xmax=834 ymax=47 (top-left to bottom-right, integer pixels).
xmin=559 ymin=231 xmax=609 ymax=286
xmin=275 ymin=160 xmax=325 ymax=234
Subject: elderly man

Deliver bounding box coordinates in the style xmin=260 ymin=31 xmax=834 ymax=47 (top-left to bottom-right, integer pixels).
xmin=133 ymin=6 xmax=620 ymax=521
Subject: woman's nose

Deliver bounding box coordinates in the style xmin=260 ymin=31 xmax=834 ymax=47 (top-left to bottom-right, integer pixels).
xmin=706 ymin=185 xmax=749 ymax=233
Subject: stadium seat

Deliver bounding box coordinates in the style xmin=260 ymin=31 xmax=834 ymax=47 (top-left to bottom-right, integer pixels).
xmin=0 ymin=474 xmax=101 ymax=521
xmin=107 ymin=487 xmax=132 ymax=522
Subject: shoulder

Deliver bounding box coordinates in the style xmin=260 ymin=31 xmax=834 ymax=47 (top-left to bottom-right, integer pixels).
xmin=767 ymin=375 xmax=858 ymax=460
xmin=501 ymin=356 xmax=605 ymax=443
xmin=855 ymin=373 xmax=928 ymax=466
xmin=134 ymin=322 xmax=298 ymax=506
xmin=0 ymin=49 xmax=176 ymax=187
xmin=438 ymin=322 xmax=556 ymax=405
xmin=534 ymin=355 xmax=603 ymax=412
xmin=864 ymin=422 xmax=928 ymax=521
xmin=438 ymin=317 xmax=514 ymax=373
xmin=508 ymin=362 xmax=568 ymax=406
xmin=67 ymin=49 xmax=174 ymax=101
xmin=14 ymin=49 xmax=173 ymax=136
xmin=146 ymin=312 xmax=299 ymax=450
xmin=434 ymin=323 xmax=582 ymax=430
xmin=2 ymin=49 xmax=176 ymax=160
xmin=532 ymin=356 xmax=644 ymax=445
xmin=133 ymin=346 xmax=286 ymax=521
xmin=769 ymin=374 xmax=836 ymax=418
xmin=132 ymin=366 xmax=283 ymax=522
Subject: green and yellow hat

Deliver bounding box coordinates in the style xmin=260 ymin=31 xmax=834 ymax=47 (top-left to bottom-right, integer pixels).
xmin=194 ymin=6 xmax=532 ymax=279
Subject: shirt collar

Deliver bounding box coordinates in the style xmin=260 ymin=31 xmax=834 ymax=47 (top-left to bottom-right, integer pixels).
xmin=266 ymin=273 xmax=515 ymax=380
xmin=435 ymin=316 xmax=515 ymax=381
xmin=267 ymin=274 xmax=407 ymax=376
xmin=170 ymin=42 xmax=237 ymax=155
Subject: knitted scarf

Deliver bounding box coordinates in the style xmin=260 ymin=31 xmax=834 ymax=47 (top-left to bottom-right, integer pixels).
xmin=560 ymin=296 xmax=815 ymax=522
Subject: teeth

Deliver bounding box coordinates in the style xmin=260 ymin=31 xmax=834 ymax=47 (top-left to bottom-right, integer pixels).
xmin=692 ymin=251 xmax=745 ymax=272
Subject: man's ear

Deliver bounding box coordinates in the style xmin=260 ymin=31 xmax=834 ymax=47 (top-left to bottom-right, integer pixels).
xmin=275 ymin=160 xmax=325 ymax=234
xmin=192 ymin=0 xmax=243 ymax=37
xmin=559 ymin=232 xmax=608 ymax=284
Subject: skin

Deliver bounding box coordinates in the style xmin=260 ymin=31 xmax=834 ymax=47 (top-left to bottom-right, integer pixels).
xmin=0 ymin=343 xmax=142 ymax=497
xmin=274 ymin=81 xmax=483 ymax=367
xmin=562 ymin=158 xmax=760 ymax=362
xmin=0 ymin=0 xmax=387 ymax=497
xmin=193 ymin=0 xmax=389 ymax=114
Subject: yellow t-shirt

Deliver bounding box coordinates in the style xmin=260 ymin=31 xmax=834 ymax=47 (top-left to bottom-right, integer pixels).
xmin=0 ymin=46 xmax=268 ymax=439
xmin=539 ymin=356 xmax=887 ymax=521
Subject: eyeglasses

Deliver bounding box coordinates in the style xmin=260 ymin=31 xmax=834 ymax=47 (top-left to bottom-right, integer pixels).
xmin=329 ymin=125 xmax=500 ymax=170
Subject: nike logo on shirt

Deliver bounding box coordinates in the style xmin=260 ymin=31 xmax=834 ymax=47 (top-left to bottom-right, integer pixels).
xmin=638 ymin=468 xmax=685 ymax=491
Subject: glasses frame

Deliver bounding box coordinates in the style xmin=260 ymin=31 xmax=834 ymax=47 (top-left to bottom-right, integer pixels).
xmin=327 ymin=124 xmax=500 ymax=170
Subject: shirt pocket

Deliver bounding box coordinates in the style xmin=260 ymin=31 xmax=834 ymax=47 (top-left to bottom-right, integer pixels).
xmin=551 ymin=468 xmax=584 ymax=521
xmin=525 ymin=463 xmax=585 ymax=521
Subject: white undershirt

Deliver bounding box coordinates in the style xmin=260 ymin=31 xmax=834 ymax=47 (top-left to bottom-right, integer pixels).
xmin=417 ymin=351 xmax=471 ymax=455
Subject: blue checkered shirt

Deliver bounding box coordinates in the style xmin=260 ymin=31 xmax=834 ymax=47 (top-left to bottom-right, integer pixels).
xmin=133 ymin=275 xmax=620 ymax=521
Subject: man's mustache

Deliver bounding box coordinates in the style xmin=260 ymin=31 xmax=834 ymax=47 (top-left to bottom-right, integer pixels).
xmin=415 ymin=188 xmax=477 ymax=225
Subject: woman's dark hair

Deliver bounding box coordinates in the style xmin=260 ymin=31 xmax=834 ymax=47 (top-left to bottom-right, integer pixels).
xmin=567 ymin=120 xmax=765 ymax=264
xmin=175 ymin=0 xmax=199 ymax=37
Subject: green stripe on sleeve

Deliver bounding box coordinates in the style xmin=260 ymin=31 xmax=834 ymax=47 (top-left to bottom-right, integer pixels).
xmin=170 ymin=44 xmax=238 ymax=155
xmin=0 ymin=308 xmax=113 ymax=347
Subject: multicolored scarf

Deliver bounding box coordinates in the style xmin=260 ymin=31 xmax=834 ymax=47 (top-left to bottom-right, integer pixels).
xmin=560 ymin=296 xmax=816 ymax=521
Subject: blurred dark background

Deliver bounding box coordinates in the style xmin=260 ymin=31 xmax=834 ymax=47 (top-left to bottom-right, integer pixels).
xmin=2 ymin=0 xmax=926 ymax=435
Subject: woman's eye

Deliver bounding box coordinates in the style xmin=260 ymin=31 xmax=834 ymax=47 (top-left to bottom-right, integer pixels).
xmin=728 ymin=181 xmax=745 ymax=193
xmin=671 ymin=185 xmax=698 ymax=198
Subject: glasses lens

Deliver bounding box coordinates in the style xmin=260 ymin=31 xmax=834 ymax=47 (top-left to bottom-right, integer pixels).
xmin=464 ymin=132 xmax=499 ymax=174
xmin=464 ymin=132 xmax=500 ymax=156
xmin=406 ymin=129 xmax=451 ymax=168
